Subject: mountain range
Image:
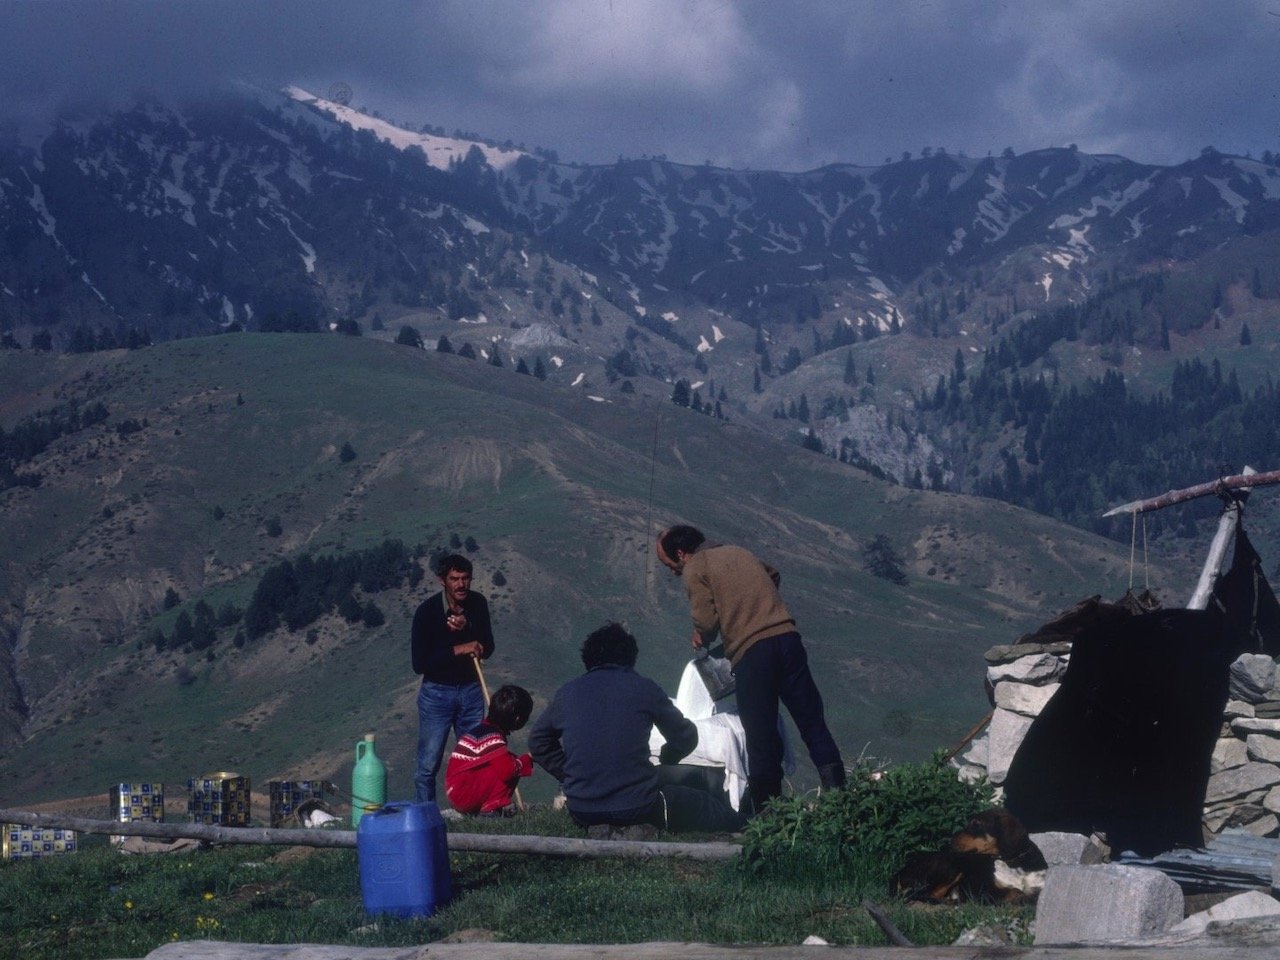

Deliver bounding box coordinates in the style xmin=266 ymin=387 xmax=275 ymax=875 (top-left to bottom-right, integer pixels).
xmin=1 ymin=86 xmax=1276 ymax=803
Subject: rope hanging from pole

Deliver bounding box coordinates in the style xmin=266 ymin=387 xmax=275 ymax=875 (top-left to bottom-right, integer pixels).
xmin=1141 ymin=512 xmax=1149 ymax=591
xmin=1129 ymin=511 xmax=1138 ymax=591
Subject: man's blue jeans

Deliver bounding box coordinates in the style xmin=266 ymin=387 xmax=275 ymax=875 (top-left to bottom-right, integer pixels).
xmin=415 ymin=679 xmax=485 ymax=803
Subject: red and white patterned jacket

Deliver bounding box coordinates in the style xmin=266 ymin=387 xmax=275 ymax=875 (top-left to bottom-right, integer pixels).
xmin=445 ymin=722 xmax=533 ymax=814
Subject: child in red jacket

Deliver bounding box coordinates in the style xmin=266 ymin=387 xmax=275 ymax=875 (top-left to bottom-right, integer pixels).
xmin=445 ymin=684 xmax=534 ymax=816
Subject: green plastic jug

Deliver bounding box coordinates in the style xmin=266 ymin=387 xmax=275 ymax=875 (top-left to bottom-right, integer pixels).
xmin=351 ymin=733 xmax=387 ymax=827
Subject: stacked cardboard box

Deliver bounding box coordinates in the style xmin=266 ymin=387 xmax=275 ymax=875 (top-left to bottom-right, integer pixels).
xmin=110 ymin=782 xmax=165 ymax=844
xmin=187 ymin=772 xmax=251 ymax=826
xmin=3 ymin=824 xmax=77 ymax=859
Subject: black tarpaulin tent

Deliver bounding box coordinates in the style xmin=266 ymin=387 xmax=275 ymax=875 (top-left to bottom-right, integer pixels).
xmin=1003 ymin=515 xmax=1280 ymax=856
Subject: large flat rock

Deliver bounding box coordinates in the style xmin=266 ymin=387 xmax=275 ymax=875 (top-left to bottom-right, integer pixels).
xmin=1034 ymin=864 xmax=1183 ymax=945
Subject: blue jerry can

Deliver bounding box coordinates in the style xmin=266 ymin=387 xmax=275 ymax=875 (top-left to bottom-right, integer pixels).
xmin=356 ymin=801 xmax=452 ymax=918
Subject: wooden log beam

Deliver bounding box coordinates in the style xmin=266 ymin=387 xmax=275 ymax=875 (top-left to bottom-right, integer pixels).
xmin=0 ymin=808 xmax=740 ymax=860
xmin=118 ymin=935 xmax=1280 ymax=959
xmin=1101 ymin=468 xmax=1280 ymax=518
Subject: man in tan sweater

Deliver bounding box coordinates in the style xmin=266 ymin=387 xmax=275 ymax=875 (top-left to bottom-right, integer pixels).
xmin=657 ymin=525 xmax=845 ymax=809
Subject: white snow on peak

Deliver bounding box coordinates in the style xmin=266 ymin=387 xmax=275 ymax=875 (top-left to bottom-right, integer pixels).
xmin=551 ymin=355 xmax=564 ymax=367
xmin=1049 ymin=177 xmax=1153 ymax=230
xmin=712 ymin=324 xmax=725 ymax=343
xmin=1206 ymin=177 xmax=1248 ymax=224
xmin=1065 ymin=225 xmax=1095 ymax=260
xmin=571 ymin=372 xmax=585 ymax=386
xmin=285 ymin=86 xmax=525 ymax=172
xmin=27 ymin=181 xmax=58 ymax=239
xmin=1040 ymin=273 xmax=1053 ymax=300
xmin=276 ymin=214 xmax=316 ymax=273
xmin=696 ymin=335 xmax=712 ymax=353
xmin=865 ymin=275 xmax=894 ymax=300
xmin=947 ymin=226 xmax=967 ymax=256
xmin=80 ymin=272 xmax=108 ymax=305
xmin=662 ymin=311 xmax=679 ymax=322
xmin=587 ymin=395 xmax=607 ymax=403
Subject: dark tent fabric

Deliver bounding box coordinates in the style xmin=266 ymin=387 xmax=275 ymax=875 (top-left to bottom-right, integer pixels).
xmin=1003 ymin=514 xmax=1278 ymax=856
xmin=1003 ymin=608 xmax=1231 ymax=856
xmin=1206 ymin=518 xmax=1280 ymax=657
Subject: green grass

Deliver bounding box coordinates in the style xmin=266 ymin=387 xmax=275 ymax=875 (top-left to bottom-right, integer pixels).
xmin=0 ymin=807 xmax=1032 ymax=959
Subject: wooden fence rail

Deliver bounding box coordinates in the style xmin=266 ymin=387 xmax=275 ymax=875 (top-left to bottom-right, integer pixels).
xmin=0 ymin=807 xmax=740 ymax=861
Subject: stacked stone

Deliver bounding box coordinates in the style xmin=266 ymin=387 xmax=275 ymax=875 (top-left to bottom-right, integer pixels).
xmin=953 ymin=641 xmax=1071 ymax=790
xmin=1204 ymin=653 xmax=1280 ymax=838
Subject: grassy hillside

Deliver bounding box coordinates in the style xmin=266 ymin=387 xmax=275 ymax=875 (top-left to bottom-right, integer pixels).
xmin=0 ymin=334 xmax=1180 ymax=806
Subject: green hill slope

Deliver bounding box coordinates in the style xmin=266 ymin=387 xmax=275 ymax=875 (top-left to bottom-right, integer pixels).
xmin=0 ymin=334 xmax=1181 ymax=805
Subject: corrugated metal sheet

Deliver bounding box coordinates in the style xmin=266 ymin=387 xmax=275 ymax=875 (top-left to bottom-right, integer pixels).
xmin=1116 ymin=830 xmax=1280 ymax=891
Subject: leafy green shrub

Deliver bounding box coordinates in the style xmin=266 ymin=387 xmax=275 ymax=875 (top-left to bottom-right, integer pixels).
xmin=740 ymin=752 xmax=993 ymax=882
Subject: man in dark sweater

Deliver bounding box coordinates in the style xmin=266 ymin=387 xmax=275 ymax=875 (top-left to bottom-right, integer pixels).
xmin=410 ymin=553 xmax=495 ymax=804
xmin=529 ymin=622 xmax=745 ymax=834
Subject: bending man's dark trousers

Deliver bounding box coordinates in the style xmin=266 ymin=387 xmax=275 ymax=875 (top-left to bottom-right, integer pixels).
xmin=734 ymin=631 xmax=842 ymax=802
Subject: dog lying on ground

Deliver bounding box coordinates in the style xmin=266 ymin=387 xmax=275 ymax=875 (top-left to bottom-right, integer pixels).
xmin=890 ymin=808 xmax=1047 ymax=904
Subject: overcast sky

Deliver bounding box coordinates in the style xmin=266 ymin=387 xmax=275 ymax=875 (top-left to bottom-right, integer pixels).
xmin=2 ymin=0 xmax=1277 ymax=170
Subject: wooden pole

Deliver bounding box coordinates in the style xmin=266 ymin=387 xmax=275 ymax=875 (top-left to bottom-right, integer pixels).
xmin=941 ymin=709 xmax=994 ymax=764
xmin=0 ymin=808 xmax=740 ymax=860
xmin=1187 ymin=498 xmax=1245 ymax=610
xmin=1101 ymin=467 xmax=1280 ymax=518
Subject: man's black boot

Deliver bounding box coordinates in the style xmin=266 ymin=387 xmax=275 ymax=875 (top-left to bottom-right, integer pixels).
xmin=817 ymin=762 xmax=847 ymax=791
xmin=747 ymin=777 xmax=782 ymax=814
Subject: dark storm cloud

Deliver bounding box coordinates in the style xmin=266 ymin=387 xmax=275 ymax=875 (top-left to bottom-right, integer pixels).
xmin=2 ymin=0 xmax=1276 ymax=169
xmin=0 ymin=0 xmax=423 ymax=113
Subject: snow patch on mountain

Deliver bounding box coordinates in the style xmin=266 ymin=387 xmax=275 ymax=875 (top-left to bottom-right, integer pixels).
xmin=286 ymin=86 xmax=525 ymax=172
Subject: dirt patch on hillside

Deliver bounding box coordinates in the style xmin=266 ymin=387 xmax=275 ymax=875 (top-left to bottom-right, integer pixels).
xmin=420 ymin=438 xmax=508 ymax=492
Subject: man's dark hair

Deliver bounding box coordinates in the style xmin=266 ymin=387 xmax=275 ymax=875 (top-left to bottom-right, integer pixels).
xmin=660 ymin=525 xmax=705 ymax=558
xmin=437 ymin=553 xmax=472 ymax=577
xmin=487 ymin=684 xmax=533 ymax=733
xmin=581 ymin=621 xmax=638 ymax=670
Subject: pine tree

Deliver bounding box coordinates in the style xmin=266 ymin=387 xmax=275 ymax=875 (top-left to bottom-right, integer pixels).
xmin=1240 ymin=322 xmax=1253 ymax=346
xmin=863 ymin=534 xmax=907 ymax=584
xmin=534 ymin=356 xmax=547 ymax=380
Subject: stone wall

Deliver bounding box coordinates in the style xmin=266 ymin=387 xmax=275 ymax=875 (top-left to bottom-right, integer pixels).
xmin=952 ymin=643 xmax=1280 ymax=841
